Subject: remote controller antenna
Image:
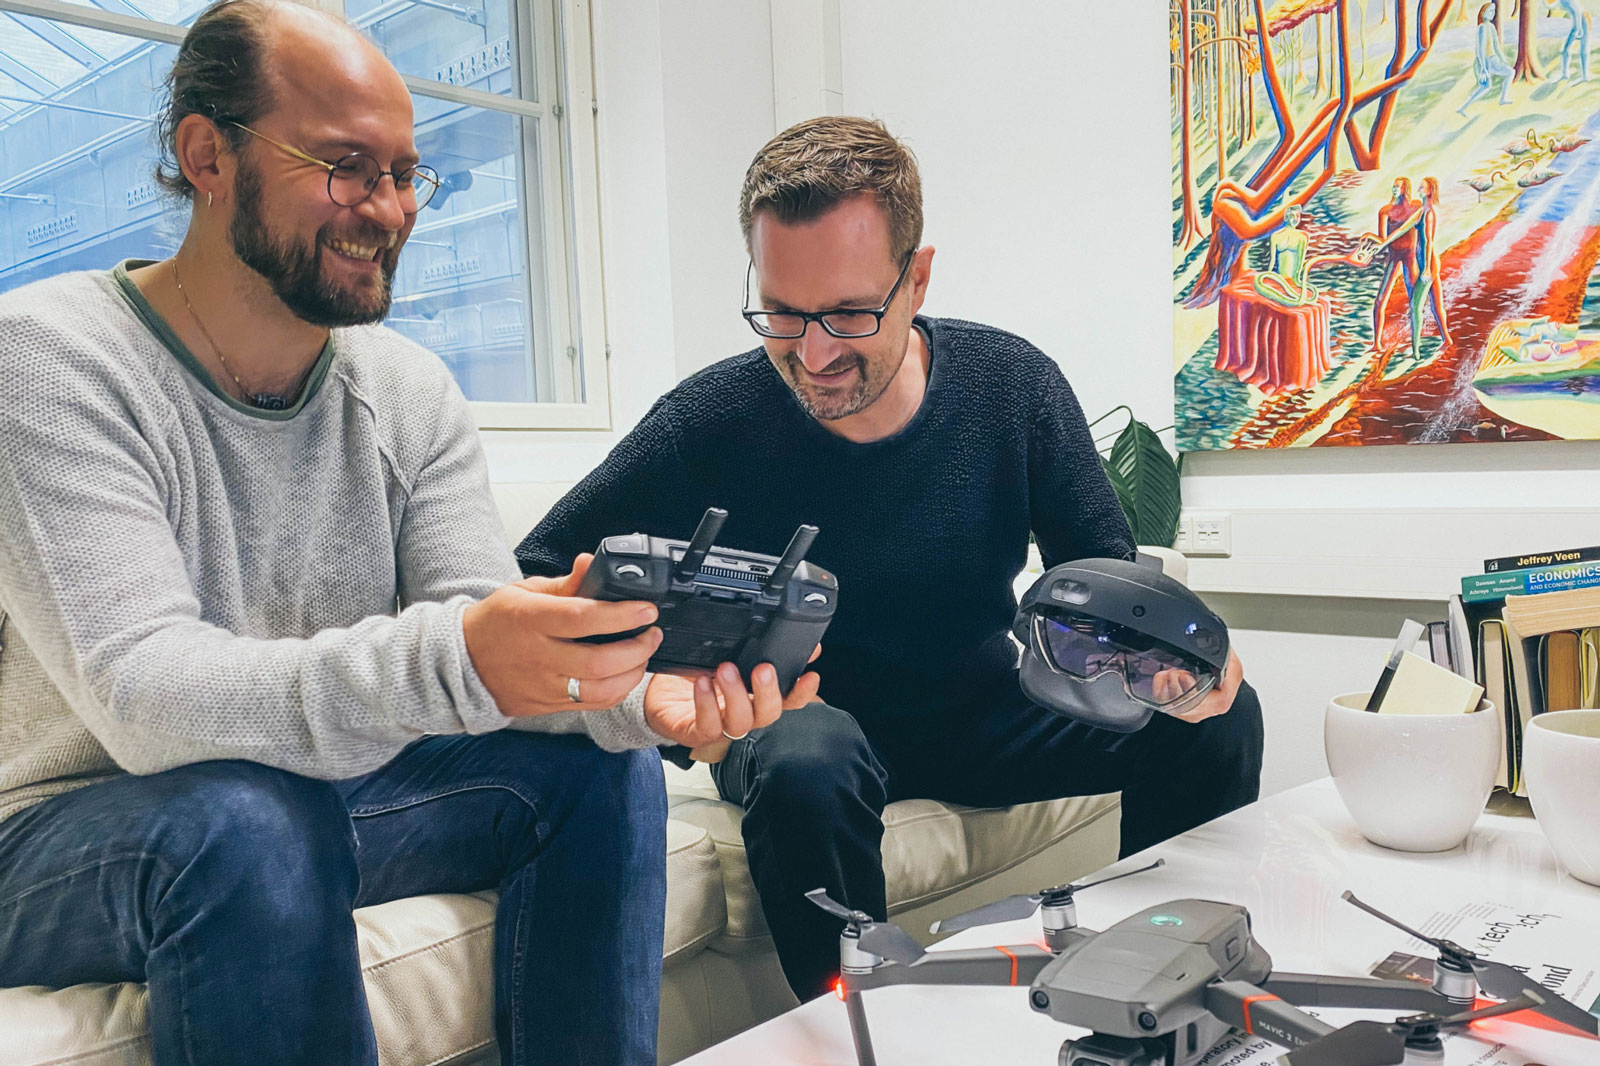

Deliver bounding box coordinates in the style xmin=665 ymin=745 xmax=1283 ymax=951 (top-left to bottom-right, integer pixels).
xmin=674 ymin=507 xmax=728 ymax=581
xmin=764 ymin=524 xmax=818 ymax=595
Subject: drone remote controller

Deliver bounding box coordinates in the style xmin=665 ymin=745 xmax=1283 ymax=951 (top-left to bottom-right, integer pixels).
xmin=576 ymin=507 xmax=837 ymax=692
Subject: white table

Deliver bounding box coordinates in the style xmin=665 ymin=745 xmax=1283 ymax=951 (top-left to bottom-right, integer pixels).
xmin=681 ymin=778 xmax=1600 ymax=1065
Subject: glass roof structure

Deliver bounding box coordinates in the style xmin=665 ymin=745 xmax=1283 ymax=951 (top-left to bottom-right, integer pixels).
xmin=0 ymin=4 xmax=207 ymax=124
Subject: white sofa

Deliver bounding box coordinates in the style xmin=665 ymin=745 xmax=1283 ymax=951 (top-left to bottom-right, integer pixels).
xmin=0 ymin=483 xmax=1166 ymax=1065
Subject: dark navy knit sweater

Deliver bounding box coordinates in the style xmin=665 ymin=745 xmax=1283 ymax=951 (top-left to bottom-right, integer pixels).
xmin=516 ymin=316 xmax=1134 ymax=719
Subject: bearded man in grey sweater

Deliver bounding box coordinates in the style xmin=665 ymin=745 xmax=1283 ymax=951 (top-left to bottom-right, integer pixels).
xmin=0 ymin=3 xmax=816 ymax=1064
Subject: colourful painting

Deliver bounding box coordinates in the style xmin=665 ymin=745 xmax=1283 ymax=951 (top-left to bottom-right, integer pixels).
xmin=1172 ymin=1 xmax=1600 ymax=449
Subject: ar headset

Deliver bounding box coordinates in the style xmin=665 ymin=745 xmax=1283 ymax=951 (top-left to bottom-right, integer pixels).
xmin=1012 ymin=557 xmax=1230 ymax=732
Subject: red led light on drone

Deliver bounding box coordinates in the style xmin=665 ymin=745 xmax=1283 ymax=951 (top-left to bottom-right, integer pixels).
xmin=993 ymin=945 xmax=1019 ymax=986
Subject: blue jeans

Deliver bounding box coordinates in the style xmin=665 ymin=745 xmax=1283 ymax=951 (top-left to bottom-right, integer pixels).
xmin=0 ymin=731 xmax=667 ymax=1066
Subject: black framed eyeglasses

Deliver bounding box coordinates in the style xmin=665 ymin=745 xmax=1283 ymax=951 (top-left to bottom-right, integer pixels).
xmin=742 ymin=252 xmax=915 ymax=339
xmin=228 ymin=121 xmax=442 ymax=213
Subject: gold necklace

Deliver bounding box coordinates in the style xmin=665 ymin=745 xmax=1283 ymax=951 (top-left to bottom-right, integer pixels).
xmin=170 ymin=257 xmax=259 ymax=406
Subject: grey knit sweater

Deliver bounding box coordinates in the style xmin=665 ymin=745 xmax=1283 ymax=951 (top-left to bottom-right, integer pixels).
xmin=0 ymin=262 xmax=662 ymax=824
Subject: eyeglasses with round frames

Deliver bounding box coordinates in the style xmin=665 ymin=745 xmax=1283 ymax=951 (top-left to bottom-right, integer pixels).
xmin=227 ymin=121 xmax=442 ymax=213
xmin=742 ymin=252 xmax=915 ymax=339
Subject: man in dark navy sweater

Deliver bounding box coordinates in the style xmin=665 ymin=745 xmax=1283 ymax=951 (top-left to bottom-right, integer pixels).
xmin=516 ymin=116 xmax=1263 ymax=1002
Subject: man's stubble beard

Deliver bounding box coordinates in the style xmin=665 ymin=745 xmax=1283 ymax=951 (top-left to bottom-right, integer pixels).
xmin=228 ymin=160 xmax=402 ymax=328
xmin=780 ymin=347 xmax=900 ymax=422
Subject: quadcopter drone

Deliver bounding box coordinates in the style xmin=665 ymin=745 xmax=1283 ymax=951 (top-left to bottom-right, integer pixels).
xmin=808 ymin=863 xmax=1599 ymax=1066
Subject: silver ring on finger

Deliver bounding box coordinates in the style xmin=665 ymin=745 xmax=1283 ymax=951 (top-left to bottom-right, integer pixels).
xmin=567 ymin=676 xmax=582 ymax=703
xmin=721 ymin=729 xmax=749 ymax=742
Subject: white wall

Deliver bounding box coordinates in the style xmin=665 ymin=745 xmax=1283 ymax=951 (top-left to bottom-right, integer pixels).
xmin=659 ymin=0 xmax=776 ymax=381
xmin=832 ymin=1 xmax=1177 ymax=430
xmin=825 ymin=0 xmax=1600 ymax=794
xmin=499 ymin=0 xmax=1600 ymax=796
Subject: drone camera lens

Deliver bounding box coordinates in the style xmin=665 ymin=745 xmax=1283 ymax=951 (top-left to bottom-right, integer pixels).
xmin=1132 ymin=605 xmax=1146 ymax=618
xmin=1030 ymin=989 xmax=1050 ymax=1011
xmin=1138 ymin=1010 xmax=1158 ymax=1030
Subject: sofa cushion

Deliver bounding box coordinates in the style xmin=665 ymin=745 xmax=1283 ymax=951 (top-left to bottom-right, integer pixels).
xmin=661 ymin=818 xmax=727 ymax=962
xmin=0 ymin=892 xmax=499 ymax=1066
xmin=0 ymin=820 xmax=722 ymax=1066
xmin=664 ymin=762 xmax=1118 ymax=954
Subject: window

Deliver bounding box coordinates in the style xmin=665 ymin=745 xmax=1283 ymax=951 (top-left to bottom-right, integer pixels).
xmin=0 ymin=0 xmax=607 ymax=428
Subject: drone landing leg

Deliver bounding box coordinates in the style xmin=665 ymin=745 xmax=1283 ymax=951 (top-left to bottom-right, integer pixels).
xmin=842 ymin=985 xmax=878 ymax=1066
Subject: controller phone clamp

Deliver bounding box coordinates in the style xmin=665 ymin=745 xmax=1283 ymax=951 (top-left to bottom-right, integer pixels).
xmin=576 ymin=507 xmax=837 ymax=693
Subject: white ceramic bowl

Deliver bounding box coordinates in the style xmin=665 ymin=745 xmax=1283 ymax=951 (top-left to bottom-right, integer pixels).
xmin=1523 ymin=709 xmax=1600 ymax=887
xmin=1324 ymin=692 xmax=1499 ymax=852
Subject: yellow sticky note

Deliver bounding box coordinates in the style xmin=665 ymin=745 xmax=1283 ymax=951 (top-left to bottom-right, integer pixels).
xmin=1378 ymin=651 xmax=1485 ymax=716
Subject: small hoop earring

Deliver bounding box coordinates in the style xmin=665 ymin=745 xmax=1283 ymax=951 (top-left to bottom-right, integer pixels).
xmin=206 ymin=191 xmax=214 ymax=208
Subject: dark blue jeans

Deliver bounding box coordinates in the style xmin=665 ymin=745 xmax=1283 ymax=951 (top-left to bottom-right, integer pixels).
xmin=0 ymin=731 xmax=667 ymax=1066
xmin=711 ymin=676 xmax=1265 ymax=1001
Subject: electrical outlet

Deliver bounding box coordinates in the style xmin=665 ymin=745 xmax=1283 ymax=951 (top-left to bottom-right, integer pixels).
xmin=1189 ymin=511 xmax=1232 ymax=557
xmin=1172 ymin=513 xmax=1194 ymax=554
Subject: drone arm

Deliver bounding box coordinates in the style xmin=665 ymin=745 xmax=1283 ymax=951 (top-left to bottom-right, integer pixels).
xmin=844 ymin=946 xmax=1056 ymax=992
xmin=1205 ymin=980 xmax=1336 ymax=1051
xmin=1262 ymin=972 xmax=1453 ymax=1013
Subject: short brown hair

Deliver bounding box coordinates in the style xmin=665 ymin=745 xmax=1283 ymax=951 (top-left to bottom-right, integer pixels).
xmin=738 ymin=116 xmax=923 ymax=260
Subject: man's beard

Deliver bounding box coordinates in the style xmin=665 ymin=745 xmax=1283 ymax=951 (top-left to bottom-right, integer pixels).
xmin=228 ymin=162 xmax=401 ymax=328
xmin=779 ymin=350 xmax=893 ymax=421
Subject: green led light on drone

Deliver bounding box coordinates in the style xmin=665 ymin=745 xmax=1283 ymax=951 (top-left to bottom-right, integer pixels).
xmin=1149 ymin=914 xmax=1184 ymax=927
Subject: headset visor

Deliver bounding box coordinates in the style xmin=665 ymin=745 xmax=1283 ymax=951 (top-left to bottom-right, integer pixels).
xmin=1031 ymin=611 xmax=1218 ymax=710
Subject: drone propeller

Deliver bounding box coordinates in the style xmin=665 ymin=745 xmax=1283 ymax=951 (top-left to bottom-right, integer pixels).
xmin=929 ymin=858 xmax=1165 ymax=935
xmin=805 ymin=888 xmax=926 ymax=966
xmin=1279 ymin=991 xmax=1546 ymax=1066
xmin=1343 ymin=891 xmax=1600 ymax=1038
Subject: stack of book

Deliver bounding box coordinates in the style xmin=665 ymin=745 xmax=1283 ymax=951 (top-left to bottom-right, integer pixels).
xmin=1451 ymin=545 xmax=1600 ymax=795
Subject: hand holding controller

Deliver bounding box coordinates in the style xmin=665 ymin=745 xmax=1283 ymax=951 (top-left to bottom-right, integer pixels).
xmin=461 ymin=555 xmax=663 ymax=718
xmin=576 ymin=507 xmax=837 ymax=693
xmin=643 ymin=654 xmax=821 ymax=764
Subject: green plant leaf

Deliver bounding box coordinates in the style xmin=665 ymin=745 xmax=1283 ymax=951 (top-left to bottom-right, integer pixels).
xmin=1101 ymin=418 xmax=1181 ymax=548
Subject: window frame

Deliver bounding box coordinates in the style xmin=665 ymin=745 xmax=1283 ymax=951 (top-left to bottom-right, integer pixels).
xmin=0 ymin=0 xmax=611 ymax=430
